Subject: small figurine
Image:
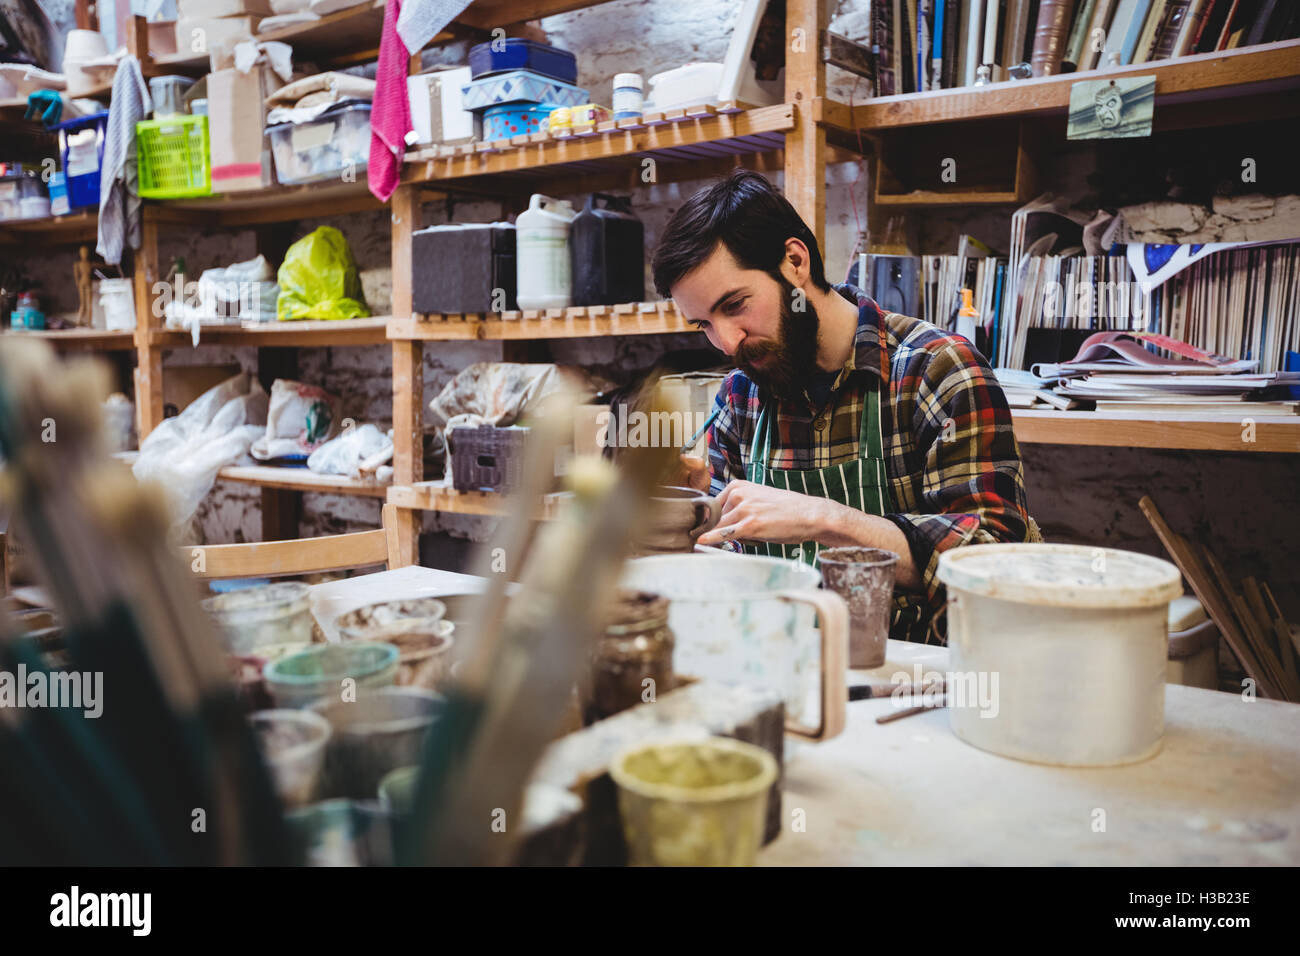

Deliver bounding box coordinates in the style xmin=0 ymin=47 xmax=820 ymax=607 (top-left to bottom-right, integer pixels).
xmin=74 ymin=245 xmax=94 ymax=327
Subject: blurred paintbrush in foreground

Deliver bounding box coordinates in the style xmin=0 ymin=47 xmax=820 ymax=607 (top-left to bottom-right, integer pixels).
xmin=0 ymin=340 xmax=293 ymax=864
xmin=400 ymin=382 xmax=679 ymax=865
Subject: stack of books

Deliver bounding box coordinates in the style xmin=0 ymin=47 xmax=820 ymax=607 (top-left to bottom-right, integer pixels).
xmin=866 ymin=0 xmax=1300 ymax=97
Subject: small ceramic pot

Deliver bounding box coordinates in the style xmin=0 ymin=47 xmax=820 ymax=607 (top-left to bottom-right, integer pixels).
xmin=636 ymin=485 xmax=720 ymax=555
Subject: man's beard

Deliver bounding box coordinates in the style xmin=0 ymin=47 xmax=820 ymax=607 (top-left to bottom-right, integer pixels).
xmin=735 ymin=276 xmax=820 ymax=403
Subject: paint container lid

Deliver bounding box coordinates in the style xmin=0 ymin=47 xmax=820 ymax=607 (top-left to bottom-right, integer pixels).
xmin=613 ymin=72 xmax=643 ymax=90
xmin=937 ymin=543 xmax=1182 ymax=609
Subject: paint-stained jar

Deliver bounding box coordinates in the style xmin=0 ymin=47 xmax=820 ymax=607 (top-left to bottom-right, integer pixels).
xmin=583 ymin=590 xmax=675 ymax=724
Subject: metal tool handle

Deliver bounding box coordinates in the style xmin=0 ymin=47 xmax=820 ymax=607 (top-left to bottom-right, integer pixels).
xmin=776 ymin=588 xmax=848 ymax=741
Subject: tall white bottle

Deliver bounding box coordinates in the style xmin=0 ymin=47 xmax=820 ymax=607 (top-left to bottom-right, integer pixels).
xmin=516 ymin=194 xmax=576 ymax=311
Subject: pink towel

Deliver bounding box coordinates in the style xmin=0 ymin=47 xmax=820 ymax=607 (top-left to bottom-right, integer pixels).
xmin=368 ymin=0 xmax=412 ymax=202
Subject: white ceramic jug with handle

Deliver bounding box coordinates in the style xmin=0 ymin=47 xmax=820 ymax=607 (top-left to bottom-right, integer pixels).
xmin=621 ymin=552 xmax=848 ymax=740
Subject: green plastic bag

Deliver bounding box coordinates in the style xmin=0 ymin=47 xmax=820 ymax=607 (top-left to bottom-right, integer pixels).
xmin=276 ymin=226 xmax=371 ymax=321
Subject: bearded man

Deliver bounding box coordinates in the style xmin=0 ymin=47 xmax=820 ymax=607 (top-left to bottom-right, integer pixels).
xmin=655 ymin=169 xmax=1038 ymax=642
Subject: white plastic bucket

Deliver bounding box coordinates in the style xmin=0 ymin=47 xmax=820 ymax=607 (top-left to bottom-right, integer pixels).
xmin=936 ymin=543 xmax=1183 ymax=767
xmin=99 ymin=278 xmax=137 ymax=331
xmin=515 ymin=193 xmax=575 ymax=311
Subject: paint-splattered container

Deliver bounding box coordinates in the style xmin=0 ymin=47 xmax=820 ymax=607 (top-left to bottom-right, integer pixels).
xmin=204 ymin=582 xmax=314 ymax=655
xmin=937 ymin=543 xmax=1182 ymax=767
xmin=610 ymin=737 xmax=777 ymax=866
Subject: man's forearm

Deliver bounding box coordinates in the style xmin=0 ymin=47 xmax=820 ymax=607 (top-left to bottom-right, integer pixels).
xmin=811 ymin=498 xmax=922 ymax=591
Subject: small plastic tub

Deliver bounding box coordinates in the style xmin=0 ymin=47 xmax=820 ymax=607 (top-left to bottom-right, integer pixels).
xmin=610 ymin=737 xmax=777 ymax=867
xmin=149 ymin=75 xmax=195 ymax=117
xmin=267 ymin=101 xmax=371 ymax=186
xmin=312 ymin=687 xmax=441 ymax=799
xmin=203 ymin=581 xmax=314 ymax=655
xmin=249 ymin=708 xmax=331 ymax=808
xmin=286 ymin=799 xmax=394 ymax=867
xmin=264 ymin=642 xmax=399 ymax=709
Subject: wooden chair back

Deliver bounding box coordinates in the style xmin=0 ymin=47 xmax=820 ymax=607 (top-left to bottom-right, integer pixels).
xmin=187 ymin=503 xmax=407 ymax=579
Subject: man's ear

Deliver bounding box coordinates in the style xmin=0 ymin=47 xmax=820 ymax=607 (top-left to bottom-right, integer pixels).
xmin=782 ymin=237 xmax=812 ymax=288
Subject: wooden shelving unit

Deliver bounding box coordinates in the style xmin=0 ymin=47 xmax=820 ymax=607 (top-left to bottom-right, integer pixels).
xmin=816 ymin=38 xmax=1300 ymax=132
xmin=10 ymin=0 xmax=1298 ymax=560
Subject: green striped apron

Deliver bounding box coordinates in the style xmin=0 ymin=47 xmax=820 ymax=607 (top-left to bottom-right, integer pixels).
xmin=744 ymin=383 xmax=893 ymax=567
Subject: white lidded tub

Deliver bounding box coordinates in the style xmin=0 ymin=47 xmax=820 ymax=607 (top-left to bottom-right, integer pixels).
xmin=936 ymin=543 xmax=1183 ymax=767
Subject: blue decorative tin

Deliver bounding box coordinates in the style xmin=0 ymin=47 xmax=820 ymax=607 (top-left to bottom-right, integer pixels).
xmin=481 ymin=102 xmax=557 ymax=141
xmin=462 ymin=70 xmax=587 ymax=111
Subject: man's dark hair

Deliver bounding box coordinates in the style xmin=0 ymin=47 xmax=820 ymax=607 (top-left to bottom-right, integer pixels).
xmin=651 ymin=169 xmax=831 ymax=298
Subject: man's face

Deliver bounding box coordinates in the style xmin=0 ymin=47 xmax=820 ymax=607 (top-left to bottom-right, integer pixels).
xmin=671 ymin=243 xmax=819 ymax=401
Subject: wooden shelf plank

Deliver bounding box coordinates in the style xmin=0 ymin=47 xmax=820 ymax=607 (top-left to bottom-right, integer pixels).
xmin=0 ymin=327 xmax=136 ymax=351
xmin=402 ymin=104 xmax=795 ymax=187
xmin=819 ymin=39 xmax=1300 ymax=131
xmin=0 ymin=209 xmax=98 ymax=244
xmin=388 ymin=303 xmax=692 ymax=341
xmin=149 ymin=179 xmax=383 ymax=227
xmin=1012 ymin=409 xmax=1300 ymax=454
xmin=388 ymin=481 xmax=560 ymax=517
xmin=218 ymin=464 xmax=390 ymax=497
xmin=150 ymin=316 xmax=391 ymax=348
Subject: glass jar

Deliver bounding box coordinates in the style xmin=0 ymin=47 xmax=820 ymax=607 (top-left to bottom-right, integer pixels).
xmin=584 ymin=590 xmax=674 ymax=724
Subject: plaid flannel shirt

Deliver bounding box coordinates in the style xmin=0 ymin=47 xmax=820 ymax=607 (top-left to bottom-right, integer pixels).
xmin=706 ymin=284 xmax=1035 ymax=643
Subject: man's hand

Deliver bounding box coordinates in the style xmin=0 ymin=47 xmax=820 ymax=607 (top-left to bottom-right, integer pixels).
xmin=665 ymin=454 xmax=710 ymax=492
xmin=696 ymin=479 xmax=824 ymax=546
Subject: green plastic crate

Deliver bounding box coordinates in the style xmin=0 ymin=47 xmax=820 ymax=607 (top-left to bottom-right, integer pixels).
xmin=136 ymin=114 xmax=211 ymax=199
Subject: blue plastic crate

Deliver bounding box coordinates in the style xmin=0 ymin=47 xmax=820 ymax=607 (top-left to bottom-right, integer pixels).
xmin=55 ymin=111 xmax=109 ymax=210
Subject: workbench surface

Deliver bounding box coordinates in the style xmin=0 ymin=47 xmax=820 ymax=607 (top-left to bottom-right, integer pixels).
xmin=765 ymin=641 xmax=1300 ymax=866
xmin=310 ymin=567 xmax=1300 ymax=866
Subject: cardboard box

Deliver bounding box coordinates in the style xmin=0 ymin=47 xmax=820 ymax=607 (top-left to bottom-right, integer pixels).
xmin=177 ymin=0 xmax=274 ymax=17
xmin=175 ymin=16 xmax=263 ymax=58
xmin=207 ymin=65 xmax=277 ymax=192
xmin=407 ymin=67 xmax=476 ymax=146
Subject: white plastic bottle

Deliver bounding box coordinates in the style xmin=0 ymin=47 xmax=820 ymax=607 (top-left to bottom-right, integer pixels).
xmin=516 ymin=194 xmax=577 ymax=310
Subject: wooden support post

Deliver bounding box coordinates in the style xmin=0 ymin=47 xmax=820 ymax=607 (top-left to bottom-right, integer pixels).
xmin=125 ymin=14 xmax=151 ymax=75
xmin=255 ymin=344 xmax=300 ymax=542
xmin=391 ymin=184 xmax=423 ymax=566
xmin=261 ymin=488 xmax=301 ymax=543
xmin=785 ymin=0 xmax=829 ymax=248
xmin=132 ymin=211 xmax=164 ymax=439
xmin=75 ymin=0 xmax=99 ymax=31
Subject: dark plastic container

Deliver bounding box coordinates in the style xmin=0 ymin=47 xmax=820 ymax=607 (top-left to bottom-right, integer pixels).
xmin=570 ymin=194 xmax=645 ymax=307
xmin=448 ymin=425 xmax=529 ymax=493
xmin=468 ymin=39 xmax=578 ymax=84
xmin=411 ymin=223 xmax=516 ymax=314
xmin=55 ymin=111 xmax=109 ymax=210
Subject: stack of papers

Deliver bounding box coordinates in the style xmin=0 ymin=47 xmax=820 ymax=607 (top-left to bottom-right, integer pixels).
xmin=1031 ymin=331 xmax=1300 ymax=414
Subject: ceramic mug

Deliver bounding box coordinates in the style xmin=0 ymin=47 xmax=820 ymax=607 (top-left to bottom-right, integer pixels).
xmin=636 ymin=485 xmax=720 ymax=555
